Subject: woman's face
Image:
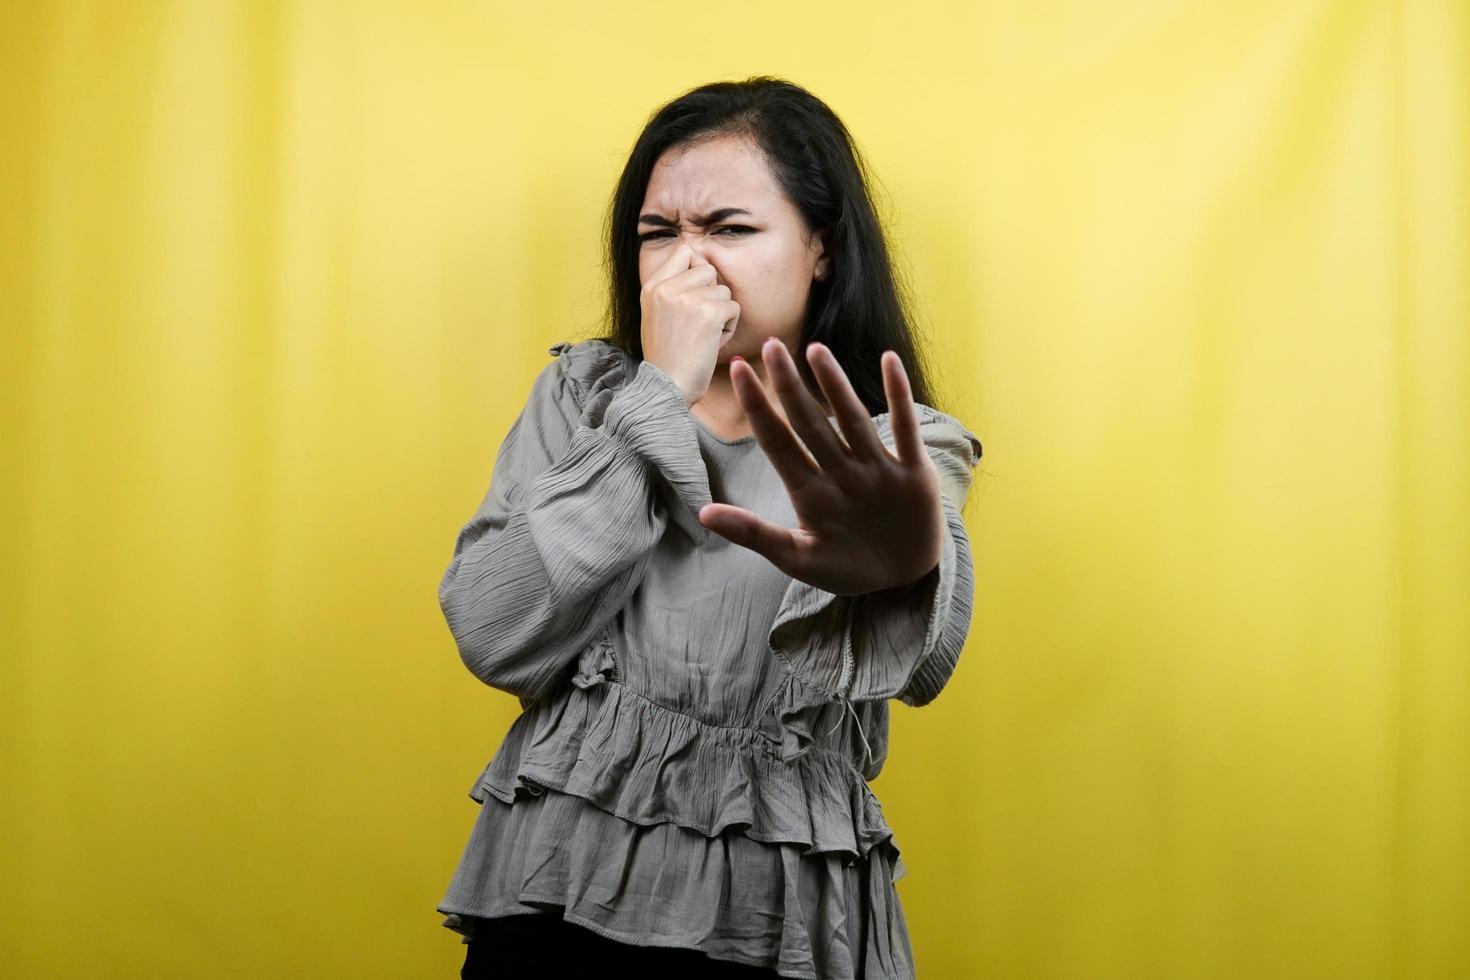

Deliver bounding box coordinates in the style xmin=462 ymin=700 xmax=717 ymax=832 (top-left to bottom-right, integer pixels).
xmin=636 ymin=133 xmax=829 ymax=365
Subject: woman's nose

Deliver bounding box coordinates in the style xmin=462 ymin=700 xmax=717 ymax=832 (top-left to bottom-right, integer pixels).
xmin=682 ymin=236 xmax=721 ymax=276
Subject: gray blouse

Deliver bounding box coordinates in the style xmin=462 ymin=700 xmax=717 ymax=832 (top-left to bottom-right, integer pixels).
xmin=435 ymin=339 xmax=982 ymax=979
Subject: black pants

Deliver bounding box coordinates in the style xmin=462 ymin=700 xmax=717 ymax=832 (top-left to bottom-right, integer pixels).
xmin=459 ymin=911 xmax=786 ymax=979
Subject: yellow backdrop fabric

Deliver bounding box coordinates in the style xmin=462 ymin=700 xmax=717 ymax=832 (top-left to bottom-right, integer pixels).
xmin=2 ymin=2 xmax=1465 ymax=977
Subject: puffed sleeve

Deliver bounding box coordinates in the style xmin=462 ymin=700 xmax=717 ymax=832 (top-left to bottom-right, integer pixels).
xmin=767 ymin=407 xmax=982 ymax=710
xmin=437 ymin=342 xmax=713 ymax=705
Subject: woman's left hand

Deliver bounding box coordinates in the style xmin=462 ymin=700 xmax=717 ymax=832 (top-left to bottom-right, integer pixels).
xmin=697 ymin=338 xmax=945 ymax=597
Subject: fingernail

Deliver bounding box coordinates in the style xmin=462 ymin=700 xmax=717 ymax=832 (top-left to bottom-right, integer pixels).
xmin=732 ymin=355 xmax=745 ymax=363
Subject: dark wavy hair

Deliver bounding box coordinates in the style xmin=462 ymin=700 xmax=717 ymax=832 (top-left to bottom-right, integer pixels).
xmin=587 ymin=75 xmax=948 ymax=417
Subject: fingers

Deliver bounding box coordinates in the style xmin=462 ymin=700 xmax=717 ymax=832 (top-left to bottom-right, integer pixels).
xmin=698 ymin=503 xmax=802 ymax=570
xmin=643 ymin=243 xmax=694 ymax=291
xmin=644 ymin=243 xmax=717 ymax=293
xmin=729 ymin=356 xmax=822 ymax=488
xmin=881 ymin=350 xmax=925 ymax=466
xmin=759 ymin=338 xmax=854 ymax=475
xmin=804 ymin=342 xmax=887 ymax=460
xmin=731 ymin=340 xmax=926 ymax=496
xmin=668 ymin=263 xmax=721 ymax=292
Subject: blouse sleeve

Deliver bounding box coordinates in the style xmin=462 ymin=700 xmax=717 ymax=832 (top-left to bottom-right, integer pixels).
xmin=437 ymin=343 xmax=713 ymax=705
xmin=767 ymin=408 xmax=982 ymax=708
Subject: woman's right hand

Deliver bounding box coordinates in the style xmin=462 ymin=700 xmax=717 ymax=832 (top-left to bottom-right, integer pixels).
xmin=639 ymin=243 xmax=741 ymax=406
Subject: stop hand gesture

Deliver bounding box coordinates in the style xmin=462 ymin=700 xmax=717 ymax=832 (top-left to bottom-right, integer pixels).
xmin=697 ymin=338 xmax=946 ymax=598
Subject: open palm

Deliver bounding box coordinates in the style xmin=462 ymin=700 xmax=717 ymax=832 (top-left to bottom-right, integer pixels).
xmin=697 ymin=338 xmax=946 ymax=597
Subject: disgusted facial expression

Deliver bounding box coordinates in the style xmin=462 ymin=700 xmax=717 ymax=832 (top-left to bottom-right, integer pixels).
xmin=637 ymin=132 xmax=829 ymax=365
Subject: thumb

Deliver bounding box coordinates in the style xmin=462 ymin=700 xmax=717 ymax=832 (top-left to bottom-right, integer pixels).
xmin=698 ymin=504 xmax=801 ymax=569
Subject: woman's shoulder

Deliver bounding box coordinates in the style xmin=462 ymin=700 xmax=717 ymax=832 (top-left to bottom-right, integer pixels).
xmin=541 ymin=338 xmax=636 ymax=404
xmin=870 ymin=402 xmax=983 ymax=467
xmin=539 ymin=337 xmax=982 ymax=463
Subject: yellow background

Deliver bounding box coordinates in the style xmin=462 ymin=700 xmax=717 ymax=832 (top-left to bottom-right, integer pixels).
xmin=2 ymin=1 xmax=1466 ymax=977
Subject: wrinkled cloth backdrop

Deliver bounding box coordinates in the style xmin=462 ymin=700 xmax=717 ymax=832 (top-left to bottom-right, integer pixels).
xmin=1 ymin=2 xmax=1465 ymax=978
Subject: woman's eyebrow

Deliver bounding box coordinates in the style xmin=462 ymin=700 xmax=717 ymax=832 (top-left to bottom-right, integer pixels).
xmin=638 ymin=207 xmax=753 ymax=227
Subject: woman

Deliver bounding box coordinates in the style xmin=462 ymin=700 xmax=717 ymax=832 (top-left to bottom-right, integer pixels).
xmin=436 ymin=76 xmax=983 ymax=980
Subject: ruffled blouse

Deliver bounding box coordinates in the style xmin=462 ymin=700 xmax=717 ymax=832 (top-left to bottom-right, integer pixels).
xmin=434 ymin=339 xmax=982 ymax=979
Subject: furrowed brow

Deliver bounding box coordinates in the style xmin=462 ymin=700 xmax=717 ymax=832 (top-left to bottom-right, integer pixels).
xmin=638 ymin=207 xmax=752 ymax=227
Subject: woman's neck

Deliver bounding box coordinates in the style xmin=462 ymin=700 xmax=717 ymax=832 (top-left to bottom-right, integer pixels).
xmin=691 ymin=361 xmax=830 ymax=439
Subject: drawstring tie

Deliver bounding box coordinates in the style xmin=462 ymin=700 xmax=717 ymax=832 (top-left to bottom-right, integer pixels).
xmin=825 ymin=693 xmax=874 ymax=769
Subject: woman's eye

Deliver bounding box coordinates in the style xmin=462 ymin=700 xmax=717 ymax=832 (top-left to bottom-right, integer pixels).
xmin=638 ymin=226 xmax=753 ymax=242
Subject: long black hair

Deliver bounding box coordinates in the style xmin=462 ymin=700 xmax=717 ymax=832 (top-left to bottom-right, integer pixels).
xmin=588 ymin=75 xmax=947 ymax=417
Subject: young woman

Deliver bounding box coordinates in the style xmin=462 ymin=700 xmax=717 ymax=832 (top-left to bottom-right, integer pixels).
xmin=436 ymin=76 xmax=983 ymax=980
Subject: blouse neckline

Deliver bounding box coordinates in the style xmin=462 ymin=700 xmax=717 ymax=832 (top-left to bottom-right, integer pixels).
xmin=691 ymin=413 xmax=757 ymax=447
